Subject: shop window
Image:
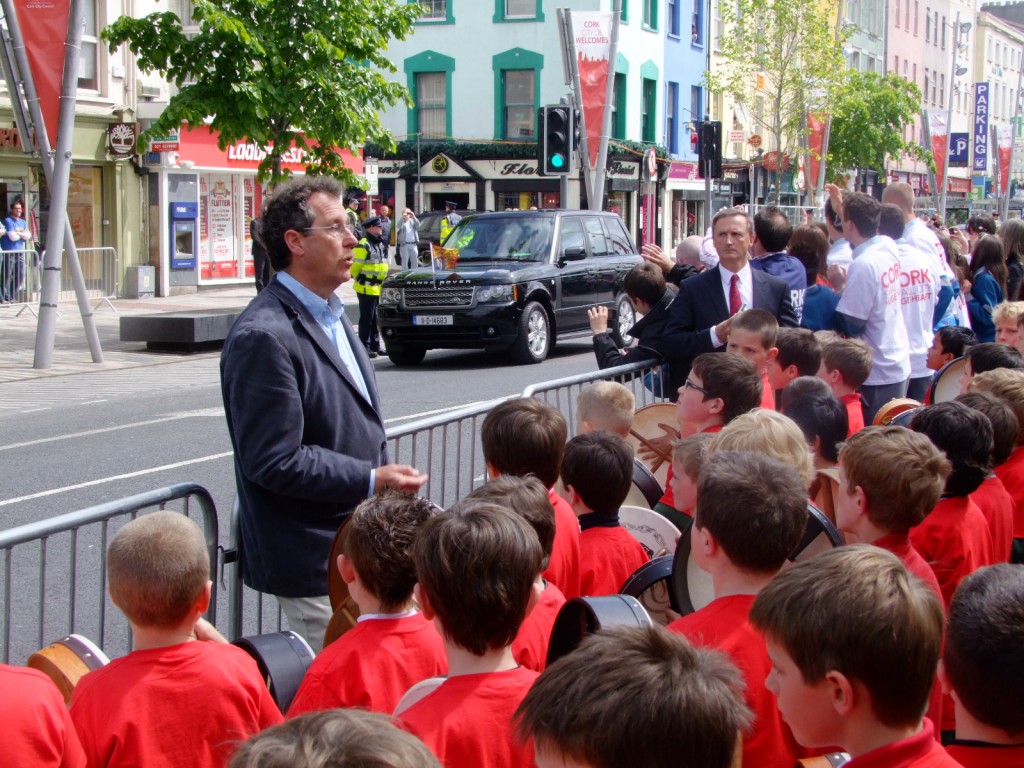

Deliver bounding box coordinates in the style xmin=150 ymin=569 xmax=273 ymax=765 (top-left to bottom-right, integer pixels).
xmin=495 ymin=0 xmax=543 ymax=21
xmin=78 ymin=0 xmax=99 ymax=91
xmin=641 ymin=77 xmax=656 ymax=143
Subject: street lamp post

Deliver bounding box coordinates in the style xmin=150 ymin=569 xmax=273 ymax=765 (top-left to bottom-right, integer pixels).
xmin=940 ymin=13 xmax=971 ymax=220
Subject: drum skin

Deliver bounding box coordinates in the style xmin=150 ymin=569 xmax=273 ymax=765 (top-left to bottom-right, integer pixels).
xmin=930 ymin=356 xmax=967 ymax=403
xmin=873 ymin=398 xmax=922 ymax=426
xmin=545 ymin=596 xmax=652 ymax=666
xmin=28 ymin=634 xmax=110 ymax=705
xmin=626 ymin=404 xmax=678 ymax=487
xmin=620 ymin=556 xmax=675 ymax=625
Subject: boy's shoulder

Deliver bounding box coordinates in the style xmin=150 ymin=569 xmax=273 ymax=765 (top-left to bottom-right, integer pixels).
xmin=401 ymin=667 xmax=540 ymax=735
xmin=848 ymin=722 xmax=965 ymax=768
xmin=309 ymin=613 xmax=441 ymax=672
xmin=512 ymin=581 xmax=567 ymax=672
xmin=668 ymin=594 xmax=758 ymax=649
xmin=946 ymin=742 xmax=1024 ymax=768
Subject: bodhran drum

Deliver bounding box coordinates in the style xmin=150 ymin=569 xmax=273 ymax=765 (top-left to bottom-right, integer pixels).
xmin=625 ymin=403 xmax=678 ymax=487
xmin=619 ymin=506 xmax=681 ymax=559
xmin=930 ymin=356 xmax=968 ymax=403
xmin=799 ymin=754 xmax=852 ymax=768
xmin=669 ymin=518 xmax=715 ymax=617
xmin=873 ymin=398 xmax=922 ymax=426
xmin=809 ymin=467 xmax=842 ymax=525
xmin=619 ymin=556 xmax=675 ymax=625
xmin=325 ymin=518 xmax=360 ymax=648
xmin=28 ymin=634 xmax=109 ymax=704
xmin=545 ymin=595 xmax=653 ymax=667
xmin=782 ymin=502 xmax=846 ymax=570
xmin=624 ymin=458 xmax=664 ymax=509
xmin=233 ymin=630 xmax=315 ymax=713
xmin=394 ymin=676 xmax=446 ymax=716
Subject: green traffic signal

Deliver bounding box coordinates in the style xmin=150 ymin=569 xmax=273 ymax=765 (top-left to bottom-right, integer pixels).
xmin=549 ymin=153 xmax=565 ymax=169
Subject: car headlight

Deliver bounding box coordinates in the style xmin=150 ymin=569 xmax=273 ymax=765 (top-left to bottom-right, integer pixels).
xmin=476 ymin=284 xmax=515 ymax=302
xmin=380 ymin=286 xmax=401 ymax=306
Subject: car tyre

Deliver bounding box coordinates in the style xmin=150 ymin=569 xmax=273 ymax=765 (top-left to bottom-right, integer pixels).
xmin=610 ymin=293 xmax=636 ymax=347
xmin=386 ymin=344 xmax=427 ymax=366
xmin=510 ymin=302 xmax=551 ymax=364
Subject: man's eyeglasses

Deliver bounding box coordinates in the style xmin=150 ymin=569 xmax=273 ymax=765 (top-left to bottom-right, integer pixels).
xmin=683 ymin=379 xmax=711 ymax=396
xmin=302 ymin=223 xmax=349 ymax=238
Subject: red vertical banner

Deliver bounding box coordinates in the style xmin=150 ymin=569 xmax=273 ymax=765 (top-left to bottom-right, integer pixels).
xmin=12 ymin=0 xmax=71 ymax=147
xmin=807 ymin=112 xmax=826 ymax=187
xmin=570 ymin=12 xmax=614 ymax=170
xmin=997 ymin=124 xmax=1013 ymax=197
xmin=926 ymin=110 xmax=948 ymax=192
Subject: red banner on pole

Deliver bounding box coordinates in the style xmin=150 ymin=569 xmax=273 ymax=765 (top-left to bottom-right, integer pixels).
xmin=808 ymin=112 xmax=826 ymax=187
xmin=12 ymin=0 xmax=70 ymax=147
xmin=926 ymin=110 xmax=948 ymax=192
xmin=997 ymin=124 xmax=1013 ymax=197
xmin=570 ymin=12 xmax=614 ymax=170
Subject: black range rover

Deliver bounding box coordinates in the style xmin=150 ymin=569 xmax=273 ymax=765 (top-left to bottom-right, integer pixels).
xmin=377 ymin=210 xmax=643 ymax=365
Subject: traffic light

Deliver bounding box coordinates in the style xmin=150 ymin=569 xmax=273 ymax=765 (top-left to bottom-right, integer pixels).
xmin=698 ymin=120 xmax=722 ymax=179
xmin=539 ymin=105 xmax=574 ymax=176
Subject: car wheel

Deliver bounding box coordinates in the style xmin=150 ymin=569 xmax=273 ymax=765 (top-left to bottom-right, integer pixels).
xmin=386 ymin=344 xmax=427 ymax=366
xmin=510 ymin=302 xmax=551 ymax=364
xmin=610 ymin=294 xmax=636 ymax=347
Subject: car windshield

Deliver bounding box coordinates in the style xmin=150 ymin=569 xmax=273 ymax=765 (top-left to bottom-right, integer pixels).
xmin=439 ymin=217 xmax=553 ymax=262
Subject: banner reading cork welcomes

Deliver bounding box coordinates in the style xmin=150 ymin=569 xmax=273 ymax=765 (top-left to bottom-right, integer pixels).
xmin=570 ymin=12 xmax=614 ymax=170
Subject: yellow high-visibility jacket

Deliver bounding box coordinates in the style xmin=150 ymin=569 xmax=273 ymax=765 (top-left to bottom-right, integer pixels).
xmin=351 ymin=236 xmax=388 ymax=296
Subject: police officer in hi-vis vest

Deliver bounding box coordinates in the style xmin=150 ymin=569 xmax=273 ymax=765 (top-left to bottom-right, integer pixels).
xmin=351 ymin=216 xmax=389 ymax=357
xmin=439 ymin=201 xmax=462 ymax=243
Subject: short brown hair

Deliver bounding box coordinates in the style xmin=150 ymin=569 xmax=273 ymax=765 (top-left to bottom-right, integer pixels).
xmin=515 ymin=626 xmax=751 ymax=768
xmin=731 ymin=308 xmax=779 ymax=350
xmin=712 ymin=206 xmax=754 ymax=236
xmin=969 ymin=368 xmax=1024 ymax=445
xmin=467 ymin=475 xmax=555 ymax=567
xmin=577 ymin=381 xmax=635 ymax=438
xmin=622 ymin=262 xmax=666 ymax=306
xmin=261 ymin=176 xmax=346 ymax=271
xmin=842 ymin=192 xmax=881 ymax=239
xmin=944 ymin=564 xmax=1024 ymax=738
xmin=481 ymin=398 xmax=568 ymax=487
xmin=228 ymin=709 xmax=441 ymax=768
xmin=909 ymin=402 xmax=992 ymax=497
xmin=955 ymin=390 xmax=1020 ymax=466
xmin=671 ymin=432 xmax=715 ymax=479
xmin=413 ymin=501 xmax=542 ymax=656
xmin=822 ymin=338 xmax=873 ymax=388
xmin=750 ymin=546 xmax=944 ymax=729
xmin=107 ymin=511 xmax=209 ymax=629
xmin=691 ymin=353 xmax=762 ymax=424
xmin=695 ymin=451 xmax=808 ymax=572
xmin=838 ymin=427 xmax=950 ymax=532
xmin=710 ymin=409 xmax=815 ymax=488
xmin=775 ymin=328 xmax=821 ymax=377
xmin=343 ymin=491 xmax=437 ymax=611
xmin=560 ymin=431 xmax=634 ymax=515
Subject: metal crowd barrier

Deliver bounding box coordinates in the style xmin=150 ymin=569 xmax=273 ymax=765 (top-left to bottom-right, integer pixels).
xmin=0 ymin=246 xmax=39 ymax=316
xmin=0 ymin=483 xmax=218 ymax=665
xmin=0 ymin=246 xmax=119 ymax=316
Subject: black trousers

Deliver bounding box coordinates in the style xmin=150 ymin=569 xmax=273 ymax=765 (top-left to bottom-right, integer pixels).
xmin=356 ymin=292 xmax=380 ymax=352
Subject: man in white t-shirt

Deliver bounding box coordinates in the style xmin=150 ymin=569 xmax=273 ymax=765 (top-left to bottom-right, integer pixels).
xmin=879 ymin=204 xmax=940 ymax=402
xmin=830 ymin=187 xmax=911 ymax=424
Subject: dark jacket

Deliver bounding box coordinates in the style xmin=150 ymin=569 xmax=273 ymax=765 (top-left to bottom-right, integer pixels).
xmin=593 ymin=291 xmax=673 ymax=369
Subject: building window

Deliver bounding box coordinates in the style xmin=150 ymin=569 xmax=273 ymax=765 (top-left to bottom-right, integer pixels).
xmin=690 ymin=84 xmax=702 ymax=124
xmin=415 ymin=73 xmax=447 ymax=138
xmin=941 ymin=16 xmax=946 ymax=49
xmin=940 ymin=73 xmax=945 ymax=108
xmin=667 ymin=0 xmax=680 ymax=36
xmin=913 ymin=1 xmax=918 ymax=34
xmin=924 ymin=70 xmax=930 ymax=105
xmin=416 ymin=0 xmax=453 ymax=23
xmin=925 ymin=7 xmax=930 ymax=42
xmin=895 ymin=0 xmax=901 ymax=28
xmin=502 ymin=70 xmax=535 ymax=140
xmin=620 ymin=0 xmax=629 ymax=23
xmin=494 ymin=0 xmax=544 ymax=22
xmin=78 ymin=0 xmax=99 ymax=90
xmin=666 ymin=82 xmax=679 ymax=153
xmin=642 ymin=78 xmax=656 ymax=142
xmin=643 ymin=0 xmax=658 ymax=30
xmin=691 ymin=0 xmax=702 ymax=44
xmin=613 ymin=73 xmax=627 ymax=139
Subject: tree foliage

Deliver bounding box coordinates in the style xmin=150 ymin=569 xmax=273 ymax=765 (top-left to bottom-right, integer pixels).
xmin=825 ymin=71 xmax=927 ymax=180
xmin=706 ymin=0 xmax=848 ymax=203
xmin=102 ymin=0 xmax=420 ymax=184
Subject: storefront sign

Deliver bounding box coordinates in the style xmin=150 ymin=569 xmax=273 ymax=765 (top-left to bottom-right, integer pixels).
xmin=108 ymin=123 xmax=137 ymax=156
xmin=175 ymin=125 xmax=362 ymax=174
xmin=668 ymin=161 xmax=700 ymax=181
xmin=606 ymin=160 xmax=638 ymax=180
xmin=0 ymin=127 xmax=23 ymax=150
xmin=974 ymin=82 xmax=990 ymax=173
xmin=729 ymin=130 xmax=746 ymax=144
xmin=151 ymin=129 xmax=180 ymax=153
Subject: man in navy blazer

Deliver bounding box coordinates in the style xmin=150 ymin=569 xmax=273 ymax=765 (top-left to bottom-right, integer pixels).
xmin=661 ymin=206 xmax=798 ymax=398
xmin=221 ymin=177 xmax=426 ymax=651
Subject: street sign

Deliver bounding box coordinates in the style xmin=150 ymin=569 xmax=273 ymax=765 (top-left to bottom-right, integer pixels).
xmin=365 ymin=157 xmax=379 ymax=196
xmin=749 ymin=134 xmax=763 ymax=148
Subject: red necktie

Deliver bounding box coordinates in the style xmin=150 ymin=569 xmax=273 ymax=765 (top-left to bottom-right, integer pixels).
xmin=729 ymin=274 xmax=741 ymax=316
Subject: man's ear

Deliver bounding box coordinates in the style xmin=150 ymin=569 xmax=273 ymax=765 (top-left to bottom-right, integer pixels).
xmin=283 ymin=228 xmax=305 ymax=256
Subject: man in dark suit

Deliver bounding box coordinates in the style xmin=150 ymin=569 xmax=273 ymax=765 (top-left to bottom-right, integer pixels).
xmin=661 ymin=206 xmax=798 ymax=398
xmin=221 ymin=176 xmax=427 ymax=651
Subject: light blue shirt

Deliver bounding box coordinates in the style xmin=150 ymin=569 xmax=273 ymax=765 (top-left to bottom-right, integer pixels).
xmin=276 ymin=271 xmax=376 ymax=494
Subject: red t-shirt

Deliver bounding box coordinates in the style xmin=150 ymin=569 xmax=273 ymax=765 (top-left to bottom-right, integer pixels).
xmin=909 ymin=496 xmax=994 ymax=608
xmin=668 ymin=595 xmax=802 ymax=768
xmin=761 ymin=371 xmax=777 ymax=411
xmin=399 ymin=667 xmax=539 ymax=768
xmin=1 ymin=665 xmax=85 ymax=768
xmin=968 ymin=475 xmax=1014 ymax=562
xmin=287 ymin=612 xmax=447 ymax=716
xmin=842 ymin=392 xmax=866 ymax=436
xmin=578 ymin=523 xmax=650 ymax=596
xmin=994 ymin=446 xmax=1024 ymax=538
xmin=946 ymin=742 xmax=1024 ymax=767
xmin=512 ymin=581 xmax=566 ymax=672
xmin=70 ymin=641 xmax=282 ymax=768
xmin=544 ymin=491 xmax=582 ymax=599
xmin=845 ymin=721 xmax=963 ymax=767
xmin=658 ymin=424 xmax=723 ymax=509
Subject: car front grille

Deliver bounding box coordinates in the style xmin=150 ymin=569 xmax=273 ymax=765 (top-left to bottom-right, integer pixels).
xmin=403 ymin=285 xmax=474 ymax=308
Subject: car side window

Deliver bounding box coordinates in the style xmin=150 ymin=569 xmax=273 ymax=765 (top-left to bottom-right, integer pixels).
xmin=604 ymin=217 xmax=634 ymax=255
xmin=584 ymin=217 xmax=611 ymax=257
xmin=560 ymin=217 xmax=586 ymax=256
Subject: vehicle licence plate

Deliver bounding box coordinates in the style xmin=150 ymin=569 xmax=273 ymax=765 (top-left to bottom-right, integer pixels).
xmin=412 ymin=315 xmax=453 ymax=326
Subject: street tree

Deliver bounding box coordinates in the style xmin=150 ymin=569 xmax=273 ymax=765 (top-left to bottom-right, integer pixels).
xmin=825 ymin=71 xmax=926 ymax=181
xmin=706 ymin=0 xmax=848 ymax=203
xmin=102 ymin=0 xmax=420 ymax=185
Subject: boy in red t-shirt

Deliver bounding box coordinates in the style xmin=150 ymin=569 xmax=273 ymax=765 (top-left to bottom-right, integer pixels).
xmin=1 ymin=664 xmax=85 ymax=768
xmin=70 ymin=511 xmax=281 ymax=768
xmin=482 ymin=397 xmax=581 ymax=598
xmin=818 ymin=337 xmax=873 ymax=434
xmin=515 ymin=626 xmax=752 ymax=768
xmin=766 ymin=327 xmax=822 ymax=400
xmin=468 ymin=475 xmax=565 ymax=672
xmin=908 ymin=402 xmax=996 ymax=609
xmin=941 ymin=565 xmax=1024 ymax=768
xmin=287 ymin=491 xmax=446 ymax=716
xmin=667 ymin=451 xmax=809 ymax=768
xmin=561 ymin=431 xmax=649 ymax=596
xmin=750 ymin=546 xmax=956 ymax=767
xmin=956 ymin=390 xmax=1017 ymax=562
xmin=398 ymin=501 xmax=543 ymax=768
xmin=969 ymin=368 xmax=1024 ymax=562
xmin=575 ymin=380 xmax=634 ymax=438
xmin=725 ymin=308 xmax=781 ymax=411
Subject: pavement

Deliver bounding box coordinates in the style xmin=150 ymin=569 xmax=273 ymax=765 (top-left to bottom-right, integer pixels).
xmin=0 ymin=281 xmax=361 ymax=384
